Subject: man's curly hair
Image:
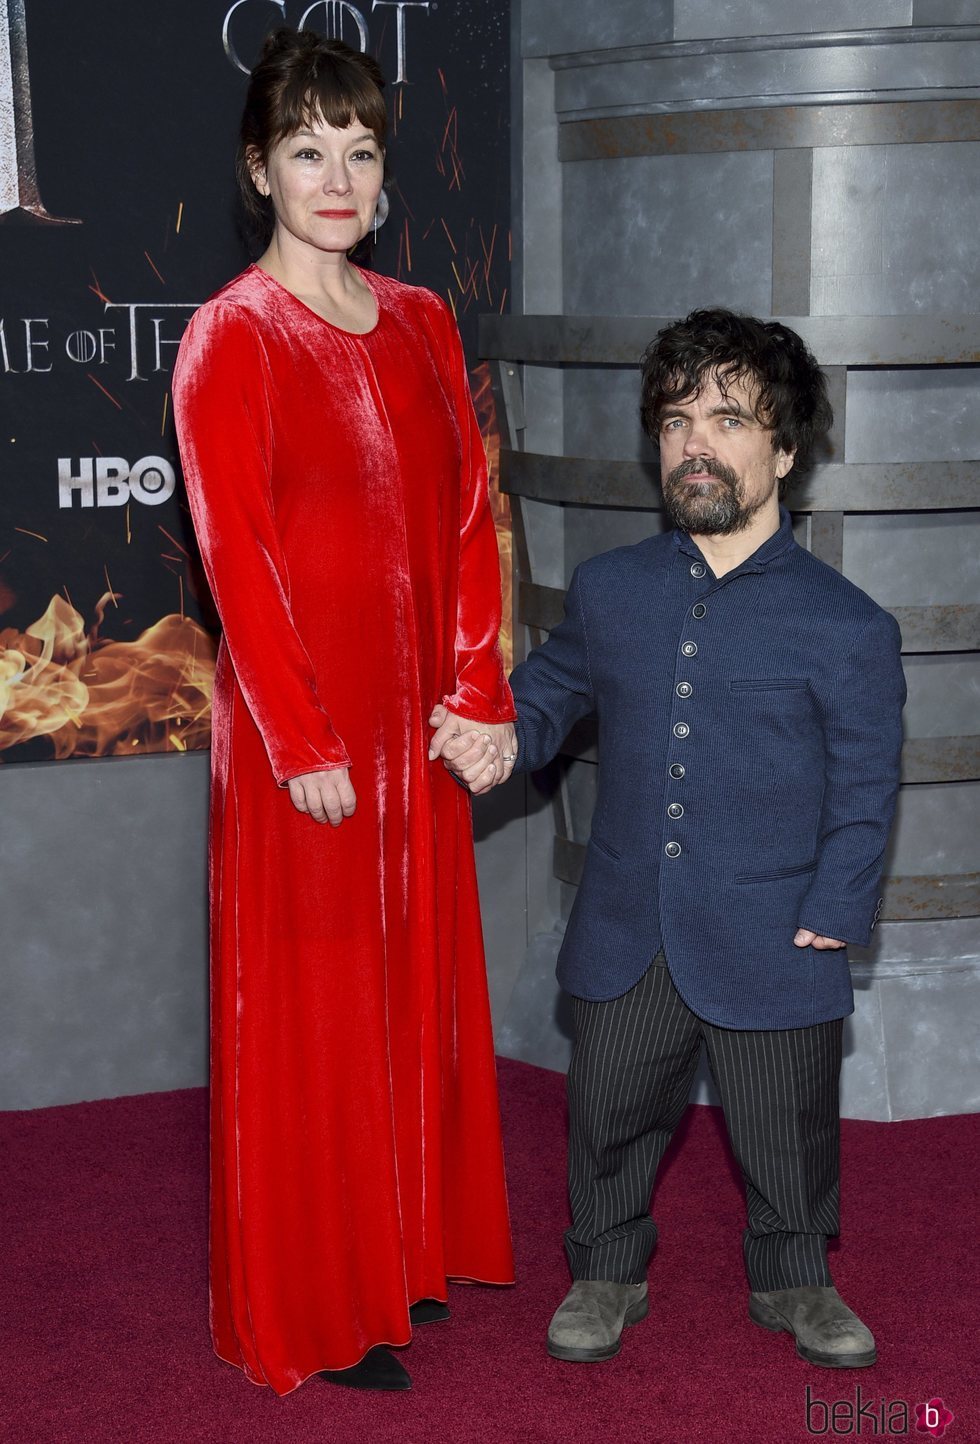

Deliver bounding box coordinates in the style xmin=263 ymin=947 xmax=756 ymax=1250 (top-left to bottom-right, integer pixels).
xmin=640 ymin=309 xmax=833 ymax=490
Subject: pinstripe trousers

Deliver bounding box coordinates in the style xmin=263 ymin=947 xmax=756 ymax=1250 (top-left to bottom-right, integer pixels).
xmin=565 ymin=954 xmax=843 ymax=1292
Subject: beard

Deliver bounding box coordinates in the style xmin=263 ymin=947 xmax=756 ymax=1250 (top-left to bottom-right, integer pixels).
xmin=661 ymin=458 xmax=771 ymax=536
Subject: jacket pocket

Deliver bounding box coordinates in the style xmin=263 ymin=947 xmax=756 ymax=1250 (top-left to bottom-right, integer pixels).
xmin=735 ymin=859 xmax=817 ymax=883
xmin=589 ymin=832 xmax=622 ymax=862
xmin=729 ymin=677 xmax=808 ymax=692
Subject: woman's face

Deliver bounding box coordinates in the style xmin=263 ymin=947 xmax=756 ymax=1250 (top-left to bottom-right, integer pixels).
xmin=250 ymin=115 xmax=384 ymax=256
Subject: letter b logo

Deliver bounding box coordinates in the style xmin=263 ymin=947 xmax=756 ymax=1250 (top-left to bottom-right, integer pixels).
xmin=805 ymin=1385 xmax=828 ymax=1435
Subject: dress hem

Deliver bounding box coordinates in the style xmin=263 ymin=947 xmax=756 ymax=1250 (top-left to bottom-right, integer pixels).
xmin=211 ymin=1275 xmax=517 ymax=1393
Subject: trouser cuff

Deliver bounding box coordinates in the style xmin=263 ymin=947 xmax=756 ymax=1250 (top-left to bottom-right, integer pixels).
xmin=564 ymin=1224 xmax=655 ymax=1284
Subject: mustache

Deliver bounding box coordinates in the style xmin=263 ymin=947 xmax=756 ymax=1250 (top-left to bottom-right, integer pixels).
xmin=665 ymin=458 xmax=739 ymax=488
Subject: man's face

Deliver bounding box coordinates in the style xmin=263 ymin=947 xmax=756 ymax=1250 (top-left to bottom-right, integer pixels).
xmin=656 ymin=372 xmax=794 ymax=536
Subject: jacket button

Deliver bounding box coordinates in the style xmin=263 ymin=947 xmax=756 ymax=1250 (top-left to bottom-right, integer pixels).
xmin=692 ymin=602 xmax=707 ymax=619
xmin=664 ymin=841 xmax=682 ymax=858
xmin=676 ymin=681 xmax=692 ymax=698
xmin=669 ymin=763 xmax=685 ymax=779
xmin=690 ymin=562 xmax=706 ymax=577
xmin=681 ymin=642 xmax=697 ymax=657
xmin=672 ymin=722 xmax=690 ymax=738
xmin=667 ymin=803 xmax=684 ymax=819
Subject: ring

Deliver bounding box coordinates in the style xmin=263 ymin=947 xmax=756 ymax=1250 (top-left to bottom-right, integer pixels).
xmin=501 ymin=753 xmax=517 ymax=762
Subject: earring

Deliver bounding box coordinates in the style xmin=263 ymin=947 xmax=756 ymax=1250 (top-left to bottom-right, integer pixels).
xmin=373 ymin=188 xmax=389 ymax=239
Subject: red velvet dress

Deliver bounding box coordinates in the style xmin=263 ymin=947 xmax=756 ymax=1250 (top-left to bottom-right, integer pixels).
xmin=172 ymin=264 xmax=515 ymax=1395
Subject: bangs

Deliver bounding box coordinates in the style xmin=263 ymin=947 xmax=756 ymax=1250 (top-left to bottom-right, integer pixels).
xmin=271 ymin=57 xmax=386 ymax=150
xmin=656 ymin=360 xmax=769 ymax=427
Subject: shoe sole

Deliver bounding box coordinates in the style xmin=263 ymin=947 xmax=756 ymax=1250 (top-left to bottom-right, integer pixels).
xmin=547 ymin=1294 xmax=649 ymax=1363
xmin=748 ymin=1299 xmax=877 ymax=1369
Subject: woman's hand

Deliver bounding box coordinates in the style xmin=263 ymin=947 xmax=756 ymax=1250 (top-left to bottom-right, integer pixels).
xmin=287 ymin=768 xmax=357 ymax=826
xmin=428 ymin=704 xmax=518 ymax=794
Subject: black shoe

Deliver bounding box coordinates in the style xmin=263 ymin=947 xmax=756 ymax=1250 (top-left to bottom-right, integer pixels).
xmin=318 ymin=1346 xmax=412 ymax=1391
xmin=410 ymin=1298 xmax=451 ymax=1325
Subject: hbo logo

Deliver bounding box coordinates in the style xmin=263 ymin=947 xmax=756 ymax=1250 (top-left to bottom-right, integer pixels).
xmin=58 ymin=456 xmax=176 ymax=508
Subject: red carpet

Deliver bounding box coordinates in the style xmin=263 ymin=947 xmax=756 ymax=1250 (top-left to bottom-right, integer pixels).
xmin=2 ymin=1059 xmax=976 ymax=1444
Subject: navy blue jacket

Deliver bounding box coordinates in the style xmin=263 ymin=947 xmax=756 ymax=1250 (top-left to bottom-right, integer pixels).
xmin=510 ymin=509 xmax=906 ymax=1028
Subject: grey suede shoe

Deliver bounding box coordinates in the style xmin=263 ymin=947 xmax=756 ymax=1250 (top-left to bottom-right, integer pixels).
xmin=547 ymin=1280 xmax=649 ymax=1362
xmin=749 ymin=1285 xmax=877 ymax=1368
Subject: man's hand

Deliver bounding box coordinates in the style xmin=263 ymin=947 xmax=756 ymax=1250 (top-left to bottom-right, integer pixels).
xmin=794 ymin=929 xmax=845 ymax=950
xmin=287 ymin=767 xmax=356 ymax=826
xmin=428 ymin=704 xmax=518 ymax=794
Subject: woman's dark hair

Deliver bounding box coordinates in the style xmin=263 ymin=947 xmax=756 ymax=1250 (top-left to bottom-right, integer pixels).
xmin=639 ymin=308 xmax=833 ymax=485
xmin=236 ymin=28 xmax=387 ymax=243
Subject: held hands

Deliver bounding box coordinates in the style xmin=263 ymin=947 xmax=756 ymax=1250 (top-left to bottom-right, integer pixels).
xmin=794 ymin=929 xmax=845 ymax=950
xmin=284 ymin=761 xmax=851 ymax=936
xmin=428 ymin=704 xmax=518 ymax=795
xmin=287 ymin=767 xmax=357 ymax=826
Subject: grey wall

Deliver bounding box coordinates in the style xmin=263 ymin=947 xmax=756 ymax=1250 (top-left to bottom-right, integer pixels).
xmin=489 ymin=0 xmax=980 ymax=1120
xmin=1 ymin=753 xmax=210 ymax=1108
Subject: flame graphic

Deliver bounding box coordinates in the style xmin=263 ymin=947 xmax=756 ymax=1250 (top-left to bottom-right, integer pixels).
xmin=1 ymin=364 xmax=506 ymax=760
xmin=0 ymin=593 xmax=215 ymax=759
xmin=471 ymin=361 xmax=513 ymax=673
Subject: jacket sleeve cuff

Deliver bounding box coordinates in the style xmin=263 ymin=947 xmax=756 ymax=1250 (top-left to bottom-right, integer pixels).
xmin=511 ymin=715 xmax=531 ymax=773
xmin=797 ymin=895 xmax=884 ymax=949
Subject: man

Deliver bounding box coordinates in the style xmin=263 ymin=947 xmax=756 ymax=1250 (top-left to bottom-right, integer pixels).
xmin=433 ymin=309 xmax=906 ymax=1369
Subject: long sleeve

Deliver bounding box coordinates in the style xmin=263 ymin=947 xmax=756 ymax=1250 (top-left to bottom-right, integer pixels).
xmin=434 ymin=302 xmax=515 ymax=725
xmin=509 ymin=565 xmax=596 ymax=773
xmin=172 ymin=301 xmax=351 ymax=785
xmin=798 ymin=607 xmax=906 ymax=945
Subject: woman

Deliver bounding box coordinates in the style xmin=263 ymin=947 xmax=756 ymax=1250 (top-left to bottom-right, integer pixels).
xmin=172 ymin=29 xmax=517 ymax=1395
